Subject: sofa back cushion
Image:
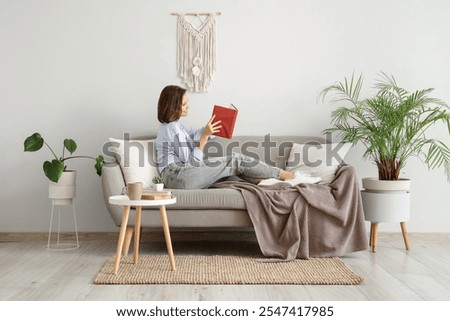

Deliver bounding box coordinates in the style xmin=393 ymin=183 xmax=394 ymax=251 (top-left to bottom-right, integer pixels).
xmin=286 ymin=142 xmax=352 ymax=184
xmin=108 ymin=138 xmax=158 ymax=189
xmin=204 ymin=135 xmax=326 ymax=169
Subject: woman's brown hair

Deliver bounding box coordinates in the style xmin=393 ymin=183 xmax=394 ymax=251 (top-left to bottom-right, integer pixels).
xmin=157 ymin=85 xmax=186 ymax=123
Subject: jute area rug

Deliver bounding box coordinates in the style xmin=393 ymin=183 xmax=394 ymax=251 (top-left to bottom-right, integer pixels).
xmin=94 ymin=255 xmax=363 ymax=285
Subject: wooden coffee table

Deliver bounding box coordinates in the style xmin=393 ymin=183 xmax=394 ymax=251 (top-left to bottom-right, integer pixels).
xmin=108 ymin=195 xmax=177 ymax=274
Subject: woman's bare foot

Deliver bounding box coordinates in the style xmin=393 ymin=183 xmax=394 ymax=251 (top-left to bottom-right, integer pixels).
xmin=279 ymin=170 xmax=295 ymax=180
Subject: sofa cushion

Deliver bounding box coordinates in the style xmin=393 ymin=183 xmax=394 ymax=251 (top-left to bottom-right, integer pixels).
xmin=286 ymin=142 xmax=351 ymax=184
xmin=204 ymin=135 xmax=327 ymax=169
xmin=108 ymin=138 xmax=158 ymax=189
xmin=158 ymin=188 xmax=246 ymax=210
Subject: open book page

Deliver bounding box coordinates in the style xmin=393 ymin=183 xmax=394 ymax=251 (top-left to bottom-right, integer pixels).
xmin=258 ymin=178 xmax=295 ymax=187
xmin=258 ymin=174 xmax=322 ymax=187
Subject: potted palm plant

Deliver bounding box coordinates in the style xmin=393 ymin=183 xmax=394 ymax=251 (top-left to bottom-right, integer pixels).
xmin=320 ymin=73 xmax=450 ymax=251
xmin=320 ymin=72 xmax=450 ymax=185
xmin=24 ymin=132 xmax=104 ymax=204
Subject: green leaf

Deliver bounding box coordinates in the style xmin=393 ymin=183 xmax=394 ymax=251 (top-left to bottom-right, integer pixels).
xmin=64 ymin=139 xmax=77 ymax=154
xmin=95 ymin=155 xmax=104 ymax=176
xmin=43 ymin=159 xmax=64 ymax=183
xmin=24 ymin=133 xmax=44 ymax=152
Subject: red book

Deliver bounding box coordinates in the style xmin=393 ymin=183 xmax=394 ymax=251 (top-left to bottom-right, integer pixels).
xmin=212 ymin=104 xmax=238 ymax=139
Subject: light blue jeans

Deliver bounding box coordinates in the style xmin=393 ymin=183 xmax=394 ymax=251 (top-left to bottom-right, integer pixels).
xmin=161 ymin=153 xmax=281 ymax=189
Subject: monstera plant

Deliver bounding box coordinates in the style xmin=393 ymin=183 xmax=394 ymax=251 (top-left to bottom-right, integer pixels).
xmin=320 ymin=73 xmax=450 ymax=182
xmin=24 ymin=132 xmax=104 ymax=183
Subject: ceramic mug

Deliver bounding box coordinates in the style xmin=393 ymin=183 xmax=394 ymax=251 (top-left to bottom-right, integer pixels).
xmin=122 ymin=182 xmax=143 ymax=200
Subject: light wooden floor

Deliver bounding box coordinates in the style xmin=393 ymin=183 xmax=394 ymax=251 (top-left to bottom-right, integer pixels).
xmin=1 ymin=232 xmax=450 ymax=301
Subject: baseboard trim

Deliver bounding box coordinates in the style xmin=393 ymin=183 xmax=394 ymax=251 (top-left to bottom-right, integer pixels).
xmin=0 ymin=230 xmax=259 ymax=243
xmin=1 ymin=231 xmax=449 ymax=243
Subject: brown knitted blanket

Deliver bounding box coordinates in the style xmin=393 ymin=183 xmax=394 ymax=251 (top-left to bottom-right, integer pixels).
xmin=211 ymin=165 xmax=368 ymax=261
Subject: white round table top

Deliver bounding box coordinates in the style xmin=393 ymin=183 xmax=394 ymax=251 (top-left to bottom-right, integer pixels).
xmin=109 ymin=195 xmax=177 ymax=207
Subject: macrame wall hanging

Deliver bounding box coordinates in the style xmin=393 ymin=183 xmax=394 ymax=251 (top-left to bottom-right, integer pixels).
xmin=171 ymin=12 xmax=221 ymax=92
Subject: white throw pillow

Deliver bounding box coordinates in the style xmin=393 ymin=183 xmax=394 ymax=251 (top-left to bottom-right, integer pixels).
xmin=286 ymin=142 xmax=352 ymax=185
xmin=108 ymin=138 xmax=158 ymax=189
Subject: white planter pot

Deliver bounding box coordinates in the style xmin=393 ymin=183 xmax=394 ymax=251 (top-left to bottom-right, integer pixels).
xmin=48 ymin=171 xmax=76 ymax=205
xmin=361 ymin=177 xmax=411 ymax=223
xmin=154 ymin=183 xmax=164 ymax=192
xmin=361 ymin=191 xmax=410 ymax=222
xmin=362 ymin=177 xmax=411 ymax=193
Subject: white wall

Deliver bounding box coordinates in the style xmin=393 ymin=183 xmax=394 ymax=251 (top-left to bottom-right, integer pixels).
xmin=1 ymin=0 xmax=449 ymax=233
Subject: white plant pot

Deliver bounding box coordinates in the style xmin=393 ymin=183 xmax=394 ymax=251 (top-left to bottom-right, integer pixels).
xmin=49 ymin=171 xmax=76 ymax=205
xmin=154 ymin=183 xmax=164 ymax=192
xmin=361 ymin=191 xmax=410 ymax=223
xmin=361 ymin=177 xmax=411 ymax=223
xmin=362 ymin=177 xmax=411 ymax=193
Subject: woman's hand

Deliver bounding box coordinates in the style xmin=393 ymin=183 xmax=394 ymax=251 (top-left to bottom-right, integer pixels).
xmin=203 ymin=114 xmax=222 ymax=136
xmin=198 ymin=115 xmax=221 ymax=151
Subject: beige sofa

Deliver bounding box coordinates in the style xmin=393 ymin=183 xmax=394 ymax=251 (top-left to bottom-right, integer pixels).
xmin=101 ymin=135 xmax=328 ymax=229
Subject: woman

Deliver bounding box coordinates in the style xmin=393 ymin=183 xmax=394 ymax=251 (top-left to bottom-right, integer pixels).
xmin=155 ymin=85 xmax=310 ymax=189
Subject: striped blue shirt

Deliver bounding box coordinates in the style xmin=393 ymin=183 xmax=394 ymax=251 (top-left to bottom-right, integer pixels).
xmin=155 ymin=121 xmax=205 ymax=173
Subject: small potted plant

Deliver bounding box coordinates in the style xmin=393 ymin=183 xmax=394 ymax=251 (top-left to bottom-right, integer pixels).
xmin=24 ymin=132 xmax=104 ymax=203
xmin=152 ymin=175 xmax=165 ymax=191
